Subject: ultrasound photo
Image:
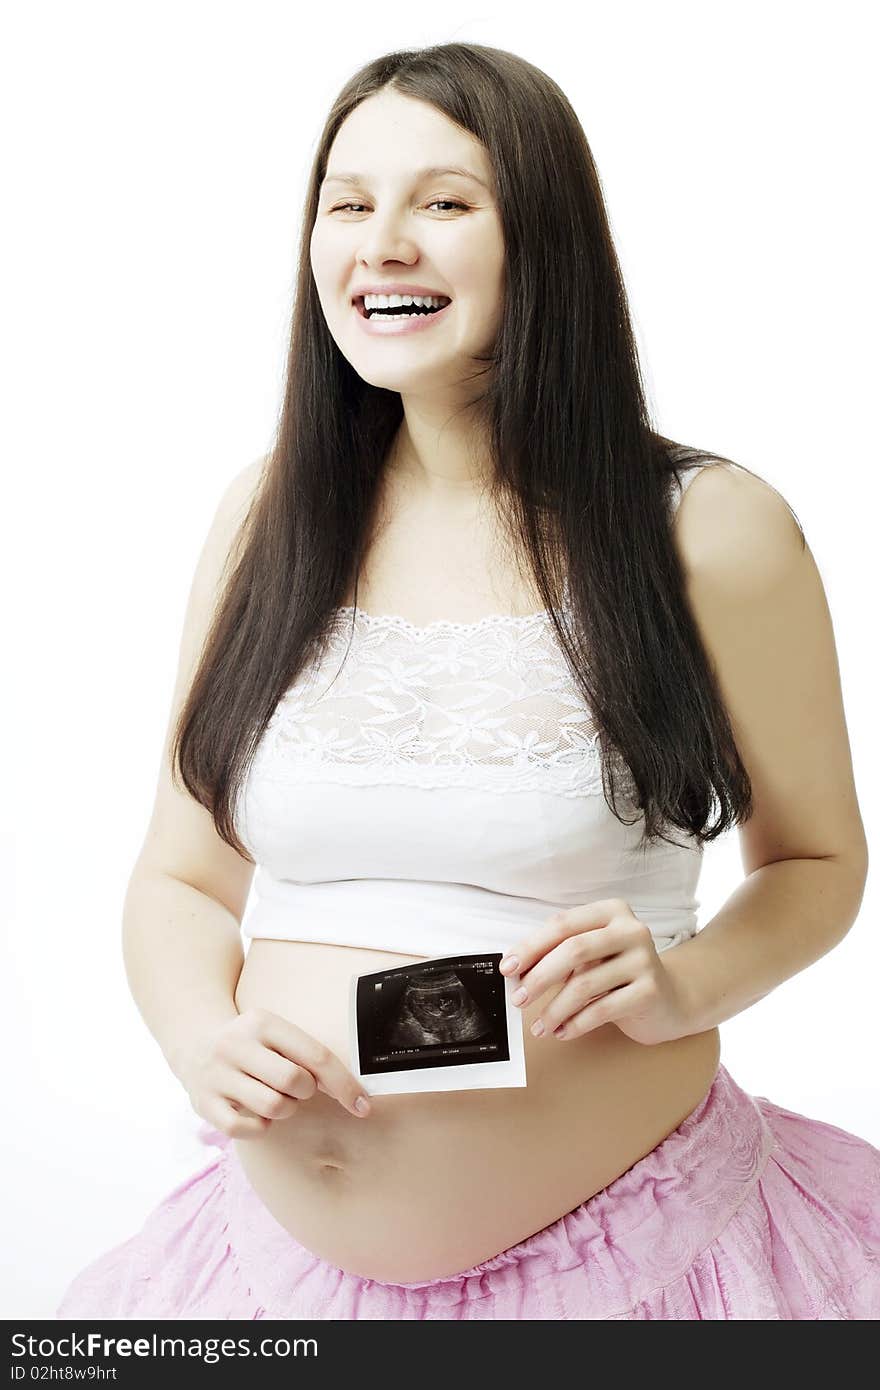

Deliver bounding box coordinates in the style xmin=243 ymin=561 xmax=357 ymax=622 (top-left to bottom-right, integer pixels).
xmin=348 ymin=952 xmax=527 ymax=1096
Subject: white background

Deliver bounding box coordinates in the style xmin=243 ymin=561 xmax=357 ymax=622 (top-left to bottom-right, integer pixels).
xmin=3 ymin=0 xmax=877 ymax=1320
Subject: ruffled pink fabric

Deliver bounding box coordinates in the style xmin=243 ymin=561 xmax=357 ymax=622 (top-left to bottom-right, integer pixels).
xmin=56 ymin=1064 xmax=880 ymax=1320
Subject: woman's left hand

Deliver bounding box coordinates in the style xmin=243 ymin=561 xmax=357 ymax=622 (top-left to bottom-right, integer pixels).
xmin=499 ymin=899 xmax=694 ymax=1047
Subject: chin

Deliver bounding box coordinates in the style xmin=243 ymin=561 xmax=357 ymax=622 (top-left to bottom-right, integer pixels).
xmin=351 ymin=361 xmax=452 ymax=392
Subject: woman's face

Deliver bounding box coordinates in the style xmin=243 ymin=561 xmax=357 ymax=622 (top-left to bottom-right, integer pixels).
xmin=310 ymin=90 xmax=504 ymax=399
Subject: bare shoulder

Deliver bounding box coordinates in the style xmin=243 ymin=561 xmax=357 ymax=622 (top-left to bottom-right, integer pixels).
xmin=228 ymin=450 xmax=270 ymax=506
xmin=672 ymin=460 xmax=806 ymax=590
xmin=128 ymin=452 xmax=271 ymax=907
xmin=213 ymin=452 xmax=270 ymax=558
xmin=192 ymin=453 xmax=270 ymax=606
xmin=671 ymin=462 xmax=868 ymax=871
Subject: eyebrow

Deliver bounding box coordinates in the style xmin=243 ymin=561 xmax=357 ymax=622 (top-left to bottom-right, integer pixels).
xmin=321 ymin=165 xmax=490 ymax=192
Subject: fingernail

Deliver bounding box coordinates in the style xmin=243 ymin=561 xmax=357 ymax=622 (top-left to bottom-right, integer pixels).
xmin=500 ymin=955 xmax=519 ymax=972
xmin=530 ymin=1020 xmax=545 ymax=1037
xmin=354 ymin=1096 xmax=371 ymax=1115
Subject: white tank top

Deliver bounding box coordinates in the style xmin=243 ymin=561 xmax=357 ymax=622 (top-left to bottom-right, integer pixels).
xmin=235 ymin=463 xmax=712 ymax=958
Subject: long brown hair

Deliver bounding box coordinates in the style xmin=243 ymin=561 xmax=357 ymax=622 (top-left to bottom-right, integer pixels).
xmin=171 ymin=41 xmax=804 ymax=858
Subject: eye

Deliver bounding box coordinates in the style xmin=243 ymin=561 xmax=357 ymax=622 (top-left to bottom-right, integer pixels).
xmin=330 ymin=199 xmax=468 ymax=214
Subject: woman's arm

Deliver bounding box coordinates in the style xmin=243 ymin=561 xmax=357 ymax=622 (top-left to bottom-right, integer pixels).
xmin=663 ymin=465 xmax=869 ymax=1036
xmin=662 ymin=855 xmax=866 ymax=1037
xmin=122 ymin=459 xmax=265 ymax=1074
xmin=122 ymin=868 xmax=243 ymax=1081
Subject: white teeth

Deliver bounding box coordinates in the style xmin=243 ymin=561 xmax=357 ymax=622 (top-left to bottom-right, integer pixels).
xmin=361 ymin=292 xmax=450 ymax=310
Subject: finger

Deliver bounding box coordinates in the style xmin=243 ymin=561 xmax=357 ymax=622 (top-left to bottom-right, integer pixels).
xmin=537 ymin=959 xmax=631 ymax=1034
xmin=231 ymin=1036 xmax=318 ymax=1101
xmin=553 ymin=981 xmax=643 ymax=1039
xmin=499 ymin=899 xmax=624 ymax=980
xmin=259 ymin=1015 xmax=370 ymax=1118
xmin=223 ymin=1067 xmax=301 ymax=1121
xmin=221 ymin=1099 xmax=270 ymax=1136
xmin=510 ymin=934 xmax=613 ymax=1009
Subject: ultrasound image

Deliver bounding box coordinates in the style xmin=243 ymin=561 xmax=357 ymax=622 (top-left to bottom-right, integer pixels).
xmin=384 ymin=968 xmax=491 ymax=1047
xmin=352 ymin=952 xmax=512 ymax=1078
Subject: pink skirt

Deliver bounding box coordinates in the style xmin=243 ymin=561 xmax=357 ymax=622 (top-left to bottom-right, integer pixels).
xmin=55 ymin=1063 xmax=880 ymax=1320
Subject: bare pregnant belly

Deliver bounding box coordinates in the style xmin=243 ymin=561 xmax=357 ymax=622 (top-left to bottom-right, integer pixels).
xmin=232 ymin=939 xmax=721 ymax=1284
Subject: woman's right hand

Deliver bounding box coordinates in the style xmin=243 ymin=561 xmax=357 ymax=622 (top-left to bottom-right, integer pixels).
xmin=177 ymin=1007 xmax=371 ymax=1138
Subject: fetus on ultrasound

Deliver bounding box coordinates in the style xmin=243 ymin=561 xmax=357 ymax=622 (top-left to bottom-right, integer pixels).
xmin=349 ymin=951 xmax=525 ymax=1092
xmin=385 ymin=969 xmax=491 ymax=1047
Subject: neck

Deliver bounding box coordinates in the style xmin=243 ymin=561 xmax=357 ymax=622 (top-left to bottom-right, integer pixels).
xmin=390 ymin=405 xmax=495 ymax=499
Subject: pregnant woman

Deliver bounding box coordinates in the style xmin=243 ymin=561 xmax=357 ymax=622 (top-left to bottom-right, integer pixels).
xmin=57 ymin=43 xmax=879 ymax=1319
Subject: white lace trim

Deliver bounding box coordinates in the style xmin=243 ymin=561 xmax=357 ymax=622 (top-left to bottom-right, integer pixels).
xmin=251 ymin=605 xmax=607 ymax=797
xmin=330 ymin=605 xmax=559 ymax=635
xmin=245 ymin=473 xmax=705 ymax=801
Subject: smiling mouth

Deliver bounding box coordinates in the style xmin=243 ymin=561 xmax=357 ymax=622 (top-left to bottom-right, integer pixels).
xmin=353 ymin=296 xmax=452 ymax=319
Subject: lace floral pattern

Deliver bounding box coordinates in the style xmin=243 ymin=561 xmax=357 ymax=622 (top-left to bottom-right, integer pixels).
xmin=251 ymin=603 xmax=608 ymax=797
xmin=241 ymin=466 xmax=709 ymax=803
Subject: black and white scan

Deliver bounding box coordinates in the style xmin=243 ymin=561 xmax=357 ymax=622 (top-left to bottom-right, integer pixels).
xmin=348 ymin=952 xmax=527 ymax=1096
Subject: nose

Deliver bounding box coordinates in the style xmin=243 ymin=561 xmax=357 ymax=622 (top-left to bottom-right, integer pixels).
xmin=355 ymin=209 xmax=420 ymax=270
